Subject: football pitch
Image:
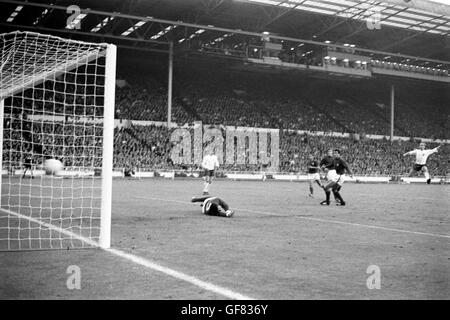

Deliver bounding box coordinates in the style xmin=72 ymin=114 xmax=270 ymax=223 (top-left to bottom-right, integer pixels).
xmin=0 ymin=178 xmax=449 ymax=299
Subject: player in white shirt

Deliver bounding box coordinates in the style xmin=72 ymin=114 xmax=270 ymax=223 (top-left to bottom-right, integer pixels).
xmin=403 ymin=142 xmax=441 ymax=184
xmin=201 ymin=150 xmax=220 ymax=195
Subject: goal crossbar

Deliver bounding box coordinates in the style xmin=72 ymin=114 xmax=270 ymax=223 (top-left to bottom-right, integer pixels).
xmin=0 ymin=31 xmax=108 ymax=100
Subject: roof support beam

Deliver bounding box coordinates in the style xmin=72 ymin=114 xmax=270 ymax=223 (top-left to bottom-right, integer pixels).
xmin=0 ymin=0 xmax=448 ymax=65
xmin=0 ymin=22 xmax=169 ymax=52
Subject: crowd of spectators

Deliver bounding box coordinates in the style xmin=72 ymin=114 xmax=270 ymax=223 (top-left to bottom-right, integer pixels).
xmin=3 ymin=114 xmax=103 ymax=169
xmin=113 ymin=66 xmax=448 ymax=139
xmin=109 ymin=66 xmax=448 ymax=175
xmin=115 ymin=71 xmax=194 ymax=124
xmin=2 ymin=115 xmax=448 ymax=176
xmin=279 ymin=131 xmax=448 ymax=176
xmin=114 ymin=124 xmax=170 ymax=169
xmin=114 ymin=125 xmax=449 ymax=176
xmin=2 ymin=63 xmax=448 ymax=176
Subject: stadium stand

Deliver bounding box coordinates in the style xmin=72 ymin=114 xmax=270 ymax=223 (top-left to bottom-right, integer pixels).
xmin=2 ymin=63 xmax=448 ymax=176
xmin=107 ymin=63 xmax=448 ymax=176
xmin=110 ymin=125 xmax=448 ymax=175
xmin=114 ymin=64 xmax=448 ymax=137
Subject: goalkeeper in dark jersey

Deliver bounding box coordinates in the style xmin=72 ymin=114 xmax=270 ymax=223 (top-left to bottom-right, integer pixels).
xmin=191 ymin=195 xmax=235 ymax=218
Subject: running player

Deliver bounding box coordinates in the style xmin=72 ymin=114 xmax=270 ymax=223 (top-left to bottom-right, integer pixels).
xmin=201 ymin=150 xmax=220 ymax=195
xmin=307 ymin=154 xmax=322 ymax=197
xmin=321 ymin=149 xmax=353 ymax=206
xmin=319 ymin=149 xmax=335 ymax=175
xmin=319 ymin=149 xmax=338 ymax=205
xmin=191 ymin=195 xmax=234 ymax=218
xmin=403 ymin=142 xmax=441 ymax=184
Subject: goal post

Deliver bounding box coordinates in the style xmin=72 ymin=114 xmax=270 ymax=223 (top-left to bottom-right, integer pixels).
xmin=99 ymin=44 xmax=116 ymax=249
xmin=0 ymin=31 xmax=116 ymax=250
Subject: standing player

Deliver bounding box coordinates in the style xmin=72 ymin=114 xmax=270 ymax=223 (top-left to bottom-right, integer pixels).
xmin=307 ymin=154 xmax=322 ymax=197
xmin=319 ymin=149 xmax=337 ymax=205
xmin=22 ymin=155 xmax=34 ymax=179
xmin=191 ymin=195 xmax=234 ymax=218
xmin=201 ymin=149 xmax=220 ymax=195
xmin=319 ymin=149 xmax=336 ymax=181
xmin=403 ymin=142 xmax=441 ymax=184
xmin=321 ymin=149 xmax=353 ymax=206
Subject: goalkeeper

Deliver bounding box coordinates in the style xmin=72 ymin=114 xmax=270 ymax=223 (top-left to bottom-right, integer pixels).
xmin=191 ymin=195 xmax=235 ymax=218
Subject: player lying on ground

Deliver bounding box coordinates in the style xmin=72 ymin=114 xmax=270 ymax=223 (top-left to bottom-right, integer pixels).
xmin=306 ymin=154 xmax=322 ymax=197
xmin=403 ymin=142 xmax=441 ymax=184
xmin=201 ymin=150 xmax=220 ymax=195
xmin=321 ymin=149 xmax=353 ymax=206
xmin=191 ymin=195 xmax=235 ymax=218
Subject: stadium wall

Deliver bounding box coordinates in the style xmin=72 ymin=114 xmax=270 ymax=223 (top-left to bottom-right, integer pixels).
xmin=10 ymin=169 xmax=449 ymax=184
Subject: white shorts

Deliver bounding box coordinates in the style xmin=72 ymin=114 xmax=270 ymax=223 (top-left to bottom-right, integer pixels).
xmin=326 ymin=169 xmax=339 ymax=183
xmin=336 ymin=174 xmax=346 ymax=186
xmin=307 ymin=173 xmax=321 ymax=181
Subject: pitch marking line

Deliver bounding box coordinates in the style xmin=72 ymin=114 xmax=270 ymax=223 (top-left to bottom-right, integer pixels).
xmin=136 ymin=196 xmax=450 ymax=240
xmin=357 ymin=192 xmax=449 ymax=202
xmin=0 ymin=208 xmax=254 ymax=300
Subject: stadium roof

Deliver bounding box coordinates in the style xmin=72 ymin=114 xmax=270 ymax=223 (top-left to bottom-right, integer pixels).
xmin=241 ymin=0 xmax=450 ymax=35
xmin=0 ymin=0 xmax=449 ymax=63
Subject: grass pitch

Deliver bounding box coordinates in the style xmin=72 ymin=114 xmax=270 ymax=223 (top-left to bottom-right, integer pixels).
xmin=0 ymin=178 xmax=449 ymax=299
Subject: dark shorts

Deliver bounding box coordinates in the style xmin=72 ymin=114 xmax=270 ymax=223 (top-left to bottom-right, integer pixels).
xmin=24 ymin=164 xmax=32 ymax=169
xmin=413 ymin=164 xmax=426 ymax=172
xmin=205 ymin=170 xmax=215 ymax=177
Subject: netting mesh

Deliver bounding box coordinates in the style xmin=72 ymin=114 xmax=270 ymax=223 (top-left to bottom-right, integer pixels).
xmin=0 ymin=31 xmax=112 ymax=250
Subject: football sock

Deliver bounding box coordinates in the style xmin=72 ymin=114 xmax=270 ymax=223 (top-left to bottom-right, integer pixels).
xmin=333 ymin=190 xmax=344 ymax=204
xmin=309 ymin=186 xmax=314 ymax=195
xmin=203 ymin=181 xmax=209 ymax=192
xmin=424 ymin=172 xmax=430 ymax=180
xmin=325 ymin=191 xmax=331 ymax=204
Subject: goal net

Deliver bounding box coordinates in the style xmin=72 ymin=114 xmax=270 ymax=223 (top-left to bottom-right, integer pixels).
xmin=0 ymin=31 xmax=116 ymax=250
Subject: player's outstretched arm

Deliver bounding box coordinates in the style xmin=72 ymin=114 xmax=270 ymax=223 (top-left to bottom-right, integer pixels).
xmin=346 ymin=166 xmax=354 ymax=178
xmin=343 ymin=160 xmax=354 ymax=177
xmin=191 ymin=195 xmax=211 ymax=203
xmin=201 ymin=160 xmax=207 ymax=170
xmin=403 ymin=150 xmax=412 ymax=156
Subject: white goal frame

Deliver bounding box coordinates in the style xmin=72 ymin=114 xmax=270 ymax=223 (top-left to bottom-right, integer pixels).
xmin=0 ymin=31 xmax=116 ymax=250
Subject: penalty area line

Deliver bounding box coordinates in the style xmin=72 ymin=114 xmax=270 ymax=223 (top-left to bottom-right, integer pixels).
xmin=136 ymin=196 xmax=450 ymax=240
xmin=0 ymin=207 xmax=254 ymax=300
